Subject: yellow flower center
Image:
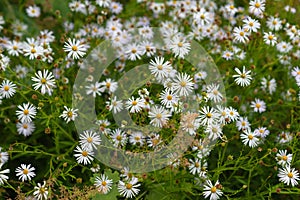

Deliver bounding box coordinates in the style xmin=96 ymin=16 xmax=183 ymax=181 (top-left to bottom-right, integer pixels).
xmin=23 ymin=169 xmax=29 ymax=175
xmin=255 ymin=103 xmax=261 ymax=108
xmin=41 ymin=78 xmax=47 ymax=84
xmin=180 ymin=81 xmax=187 ymax=87
xmin=135 ymin=136 xmax=140 ymax=141
xmin=282 ymin=155 xmax=288 ymax=161
xmin=13 ymin=45 xmax=18 ymax=50
xmin=167 ymin=95 xmax=173 ymax=100
xmin=132 ymin=101 xmax=137 ymax=106
xmin=126 ymin=183 xmax=133 ymax=189
xmin=102 ymin=181 xmax=107 ymax=186
xmin=248 ymin=134 xmax=254 ymax=140
xmin=131 ymin=49 xmax=137 ymax=53
xmin=67 ymin=111 xmax=73 ymax=117
xmin=157 ymin=65 xmax=163 ymax=70
xmin=23 ymin=124 xmax=28 ymax=129
xmin=211 ymin=186 xmax=217 ymax=193
xmin=241 ymin=73 xmax=246 ymax=78
xmin=268 ymin=35 xmax=274 ymax=40
xmin=116 ymin=135 xmax=122 ymax=141
xmin=239 ymin=31 xmax=245 ymax=36
xmin=288 ymin=172 xmax=293 ymax=178
xmin=23 ymin=109 xmax=29 ymax=115
xmin=31 ymin=48 xmax=36 ymax=53
xmin=82 ymin=151 xmax=88 ymax=157
xmin=249 ymin=22 xmax=254 ymax=27
xmin=206 ymin=112 xmax=212 ymax=118
xmin=39 ymin=187 xmax=45 ymax=194
xmin=156 ymin=113 xmax=162 ymax=119
xmin=4 ymin=85 xmax=9 ymax=91
xmin=87 ymin=137 xmax=93 ymax=143
xmin=255 ymin=3 xmax=260 ymax=8
xmin=72 ymin=46 xmax=78 ymax=51
xmin=106 ymin=82 xmax=111 ymax=88
xmin=195 ymin=162 xmax=200 ymax=168
xmin=178 ymin=42 xmax=183 ymax=47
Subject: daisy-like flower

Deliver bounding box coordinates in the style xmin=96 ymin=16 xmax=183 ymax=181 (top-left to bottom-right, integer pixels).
xmin=232 ymin=66 xmax=252 ymax=87
xmin=198 ymin=106 xmax=219 ymax=126
xmin=23 ymin=44 xmax=44 ymax=60
xmin=277 ymin=132 xmax=293 ymax=144
xmin=0 ymin=147 xmax=9 ymax=165
xmin=249 ymin=0 xmax=265 ymax=17
xmin=33 ymin=181 xmax=48 ymax=200
xmin=5 ymin=40 xmax=23 ymax=56
xmin=118 ymin=177 xmax=141 ymax=199
xmin=74 ymin=145 xmax=94 ymax=165
xmin=278 ymin=165 xmax=300 ymax=187
xmin=100 ymin=78 xmax=118 ymax=94
xmin=236 ymin=117 xmax=251 ymax=131
xmin=16 ymin=121 xmax=35 ymax=137
xmin=110 ymin=128 xmax=127 ymax=147
xmin=250 ymin=98 xmax=266 ymax=113
xmin=79 ymin=130 xmax=101 ymax=150
xmin=32 ymin=69 xmax=56 ymax=95
xmin=291 ymin=66 xmax=300 ymax=80
xmin=233 ymin=26 xmax=249 ymax=43
xmin=276 ymin=150 xmax=292 ymax=167
xmin=106 ymin=96 xmax=123 ymax=114
xmin=261 ymin=77 xmax=277 ymax=94
xmin=26 ymin=5 xmax=41 ymax=18
xmin=95 ymin=174 xmax=113 ymax=194
xmin=243 ymin=16 xmax=260 ymax=33
xmin=149 ymin=56 xmax=172 ymax=82
xmin=148 ymin=106 xmax=171 ymax=128
xmin=63 ymin=38 xmax=87 ymax=59
xmin=266 ymin=16 xmax=282 ymax=31
xmin=169 ymin=34 xmax=191 ymax=58
xmin=146 ymin=133 xmax=162 ymax=149
xmin=205 ymin=122 xmax=223 ymax=140
xmin=263 ymin=32 xmax=277 ymax=46
xmin=125 ymin=96 xmax=144 ymax=113
xmin=60 ymin=106 xmax=78 ymax=123
xmin=16 ymin=103 xmax=37 ymax=123
xmin=222 ymin=50 xmax=234 ymax=60
xmin=129 ymin=131 xmax=145 ymax=146
xmin=0 ymin=165 xmax=10 ymax=185
xmin=188 ymin=158 xmax=206 ymax=176
xmin=124 ymin=43 xmax=142 ymax=61
xmin=206 ymin=84 xmax=223 ymax=103
xmin=0 ymin=80 xmax=17 ymax=99
xmin=160 ymin=88 xmax=178 ymax=108
xmin=203 ymin=180 xmax=223 ymax=200
xmin=254 ymin=127 xmax=270 ymax=138
xmin=173 ymin=73 xmax=194 ymax=97
xmin=193 ymin=8 xmax=212 ymax=26
xmin=240 ymin=129 xmax=259 ymax=148
xmin=15 ymin=164 xmax=36 ymax=182
xmin=86 ymin=82 xmax=102 ymax=97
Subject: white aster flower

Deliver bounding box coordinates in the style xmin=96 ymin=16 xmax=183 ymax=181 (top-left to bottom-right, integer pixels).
xmin=203 ymin=180 xmax=223 ymax=200
xmin=32 ymin=69 xmax=56 ymax=95
xmin=232 ymin=66 xmax=252 ymax=87
xmin=278 ymin=165 xmax=300 ymax=187
xmin=15 ymin=164 xmax=36 ymax=182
